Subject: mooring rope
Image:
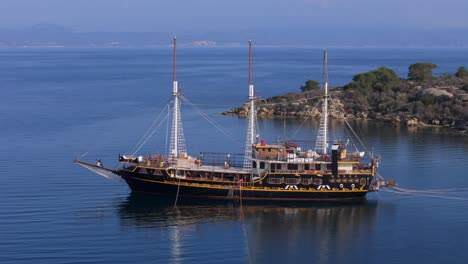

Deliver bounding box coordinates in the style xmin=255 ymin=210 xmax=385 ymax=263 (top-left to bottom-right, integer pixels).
xmin=238 ymin=191 xmax=253 ymax=264
xmin=374 ymin=171 xmax=468 ymax=202
xmin=173 ymin=176 xmax=181 ymax=209
xmin=380 ymin=187 xmax=468 ymax=201
xmin=393 ymin=186 xmax=468 ymax=195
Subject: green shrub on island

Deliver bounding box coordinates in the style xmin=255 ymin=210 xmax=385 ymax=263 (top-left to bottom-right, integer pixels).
xmin=408 ymin=62 xmax=437 ymax=82
xmin=455 ymin=66 xmax=468 ymax=78
xmin=300 ymin=80 xmax=320 ymax=92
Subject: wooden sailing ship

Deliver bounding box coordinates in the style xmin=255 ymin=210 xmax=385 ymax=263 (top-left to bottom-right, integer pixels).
xmin=75 ymin=38 xmax=382 ymax=202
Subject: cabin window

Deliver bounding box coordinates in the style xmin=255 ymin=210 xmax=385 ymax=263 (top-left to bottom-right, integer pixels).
xmin=301 ymin=178 xmax=312 ymax=185
xmin=304 ymin=164 xmax=310 ymax=171
xmin=252 ymin=161 xmax=257 ymax=168
xmin=268 ymin=148 xmax=271 ymax=152
xmin=315 ymin=164 xmax=321 ymax=170
xmin=285 ymin=178 xmax=300 ymax=185
xmin=268 ymin=178 xmax=283 ymax=184
xmin=327 ymin=164 xmax=332 ymax=171
xmin=313 ymin=178 xmax=323 ymax=185
xmin=287 ymin=164 xmax=298 ymax=170
xmin=260 ymin=162 xmax=265 ymax=169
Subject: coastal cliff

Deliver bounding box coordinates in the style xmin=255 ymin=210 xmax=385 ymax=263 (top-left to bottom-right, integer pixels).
xmin=223 ymin=65 xmax=468 ymax=130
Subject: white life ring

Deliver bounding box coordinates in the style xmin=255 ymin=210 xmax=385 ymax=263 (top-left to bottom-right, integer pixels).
xmin=339 ymin=184 xmax=343 ymax=189
xmin=351 ymin=184 xmax=355 ymax=188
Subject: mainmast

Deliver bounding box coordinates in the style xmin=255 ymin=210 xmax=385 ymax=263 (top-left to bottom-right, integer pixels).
xmin=169 ymin=37 xmax=186 ymax=162
xmin=315 ymin=49 xmax=329 ymax=155
xmin=243 ymin=40 xmax=257 ymax=171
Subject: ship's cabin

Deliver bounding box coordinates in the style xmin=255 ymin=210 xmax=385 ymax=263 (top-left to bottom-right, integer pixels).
xmin=251 ymin=139 xmax=370 ymax=176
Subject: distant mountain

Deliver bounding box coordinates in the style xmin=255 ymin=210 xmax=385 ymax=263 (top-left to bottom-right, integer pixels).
xmin=0 ymin=24 xmax=172 ymax=47
xmin=1 ymin=24 xmax=468 ymax=47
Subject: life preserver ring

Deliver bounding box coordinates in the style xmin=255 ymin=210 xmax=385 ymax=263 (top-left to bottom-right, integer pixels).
xmin=339 ymin=184 xmax=344 ymax=189
xmin=351 ymin=184 xmax=355 ymax=188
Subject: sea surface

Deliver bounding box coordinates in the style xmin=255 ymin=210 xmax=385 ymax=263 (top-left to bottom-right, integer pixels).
xmin=1 ymin=47 xmax=467 ymax=264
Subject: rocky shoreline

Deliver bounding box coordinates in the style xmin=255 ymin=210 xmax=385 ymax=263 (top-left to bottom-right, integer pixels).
xmin=223 ymin=90 xmax=452 ymax=128
xmin=223 ymin=68 xmax=468 ymax=133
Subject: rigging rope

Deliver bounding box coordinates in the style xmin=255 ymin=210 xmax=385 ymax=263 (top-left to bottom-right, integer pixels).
xmin=131 ymin=112 xmax=170 ymax=156
xmin=343 ymin=118 xmax=369 ymax=153
xmin=290 ymin=99 xmax=322 ymax=139
xmin=181 ymin=95 xmax=239 ymax=141
xmin=130 ymin=103 xmax=170 ymax=155
xmin=165 ymin=105 xmax=170 ymax=156
xmin=257 ymin=94 xmax=324 ymax=107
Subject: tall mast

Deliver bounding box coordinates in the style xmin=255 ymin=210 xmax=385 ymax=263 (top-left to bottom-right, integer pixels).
xmin=169 ymin=37 xmax=186 ymax=162
xmin=315 ymin=49 xmax=329 ymax=155
xmin=243 ymin=40 xmax=257 ymax=171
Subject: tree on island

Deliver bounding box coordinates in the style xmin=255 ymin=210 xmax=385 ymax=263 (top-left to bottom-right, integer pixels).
xmin=343 ymin=66 xmax=399 ymax=93
xmin=408 ymin=62 xmax=437 ymax=81
xmin=455 ymin=66 xmax=468 ymax=78
xmin=300 ymin=80 xmax=320 ymax=92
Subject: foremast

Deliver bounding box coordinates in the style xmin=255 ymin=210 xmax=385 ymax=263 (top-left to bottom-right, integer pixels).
xmin=169 ymin=37 xmax=187 ymax=163
xmin=314 ymin=49 xmax=329 ymax=155
xmin=243 ymin=40 xmax=257 ymax=171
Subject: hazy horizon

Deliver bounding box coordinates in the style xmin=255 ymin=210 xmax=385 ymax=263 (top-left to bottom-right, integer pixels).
xmin=1 ymin=0 xmax=468 ymax=47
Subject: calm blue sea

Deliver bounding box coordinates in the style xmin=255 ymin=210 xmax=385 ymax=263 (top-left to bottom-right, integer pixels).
xmin=0 ymin=47 xmax=467 ymax=264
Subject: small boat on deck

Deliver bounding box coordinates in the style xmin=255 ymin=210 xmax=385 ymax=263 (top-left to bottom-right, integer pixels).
xmin=75 ymin=39 xmax=383 ymax=202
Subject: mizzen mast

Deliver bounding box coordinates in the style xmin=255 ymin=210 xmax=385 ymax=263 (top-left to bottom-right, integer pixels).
xmin=169 ymin=37 xmax=187 ymax=162
xmin=314 ymin=49 xmax=329 ymax=155
xmin=243 ymin=40 xmax=257 ymax=171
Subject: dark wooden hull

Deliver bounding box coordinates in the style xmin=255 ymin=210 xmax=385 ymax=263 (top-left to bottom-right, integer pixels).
xmin=118 ymin=169 xmax=371 ymax=202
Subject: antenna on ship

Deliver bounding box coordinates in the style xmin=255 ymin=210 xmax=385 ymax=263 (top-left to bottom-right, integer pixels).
xmin=314 ymin=49 xmax=329 ymax=154
xmin=169 ymin=36 xmax=187 ymax=163
xmin=243 ymin=40 xmax=257 ymax=171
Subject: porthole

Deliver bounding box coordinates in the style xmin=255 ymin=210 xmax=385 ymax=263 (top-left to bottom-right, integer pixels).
xmin=360 ymin=178 xmax=367 ymax=186
xmin=313 ymin=178 xmax=323 ymax=185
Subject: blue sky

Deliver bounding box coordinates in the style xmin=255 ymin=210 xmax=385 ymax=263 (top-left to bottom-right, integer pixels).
xmin=1 ymin=0 xmax=468 ymax=32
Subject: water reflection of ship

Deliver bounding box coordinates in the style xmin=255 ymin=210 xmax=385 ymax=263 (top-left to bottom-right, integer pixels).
xmin=118 ymin=193 xmax=380 ymax=263
xmin=118 ymin=193 xmax=241 ymax=228
xmin=119 ymin=193 xmax=379 ymax=226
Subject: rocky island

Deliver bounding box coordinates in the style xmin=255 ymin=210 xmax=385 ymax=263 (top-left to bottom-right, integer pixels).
xmin=223 ymin=63 xmax=468 ymax=131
